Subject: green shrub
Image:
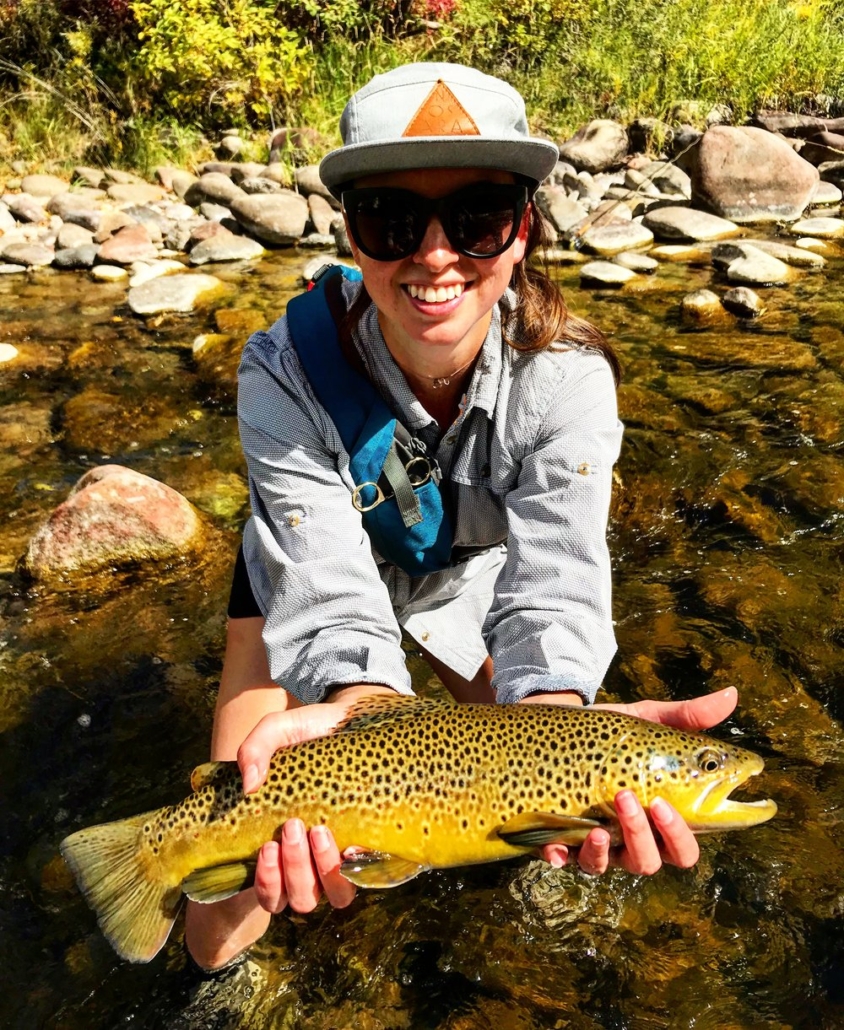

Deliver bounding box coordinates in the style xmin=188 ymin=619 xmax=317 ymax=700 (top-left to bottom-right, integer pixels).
xmin=128 ymin=0 xmax=312 ymax=125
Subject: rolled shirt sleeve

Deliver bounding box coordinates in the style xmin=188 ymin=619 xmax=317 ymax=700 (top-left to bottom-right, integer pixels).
xmin=237 ymin=324 xmax=414 ymax=703
xmin=485 ymin=352 xmax=623 ymax=705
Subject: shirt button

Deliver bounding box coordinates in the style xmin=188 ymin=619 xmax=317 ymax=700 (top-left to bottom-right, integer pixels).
xmin=287 ymin=514 xmax=301 ymax=527
xmin=444 ymin=435 xmax=456 ymax=446
xmin=577 ymin=462 xmax=590 ymax=476
xmin=420 ymin=631 xmax=430 ymax=642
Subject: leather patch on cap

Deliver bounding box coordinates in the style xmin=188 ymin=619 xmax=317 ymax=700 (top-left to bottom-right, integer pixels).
xmin=402 ymin=80 xmax=480 ymax=137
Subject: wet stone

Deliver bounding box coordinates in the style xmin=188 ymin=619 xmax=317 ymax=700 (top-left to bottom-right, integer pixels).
xmin=681 ymin=288 xmax=725 ymax=322
xmin=614 ymin=250 xmax=658 ymax=273
xmin=643 ymin=205 xmax=740 ymax=241
xmin=721 ymin=286 xmax=765 ymax=318
xmin=52 ymin=244 xmax=99 ymax=270
xmin=711 ymin=242 xmax=794 ymax=285
xmin=579 ymin=260 xmax=639 ymax=286
xmin=128 ymin=272 xmax=228 ymax=315
xmin=787 ymin=216 xmax=844 ymax=238
xmin=811 ymin=180 xmax=843 ymax=206
xmin=740 ymin=238 xmax=826 ymax=268
xmin=91 ymin=264 xmax=128 ymax=282
xmin=23 ymin=464 xmax=206 ymax=581
xmin=579 ymin=220 xmax=654 ymax=255
xmin=189 ymin=233 xmax=266 ymax=265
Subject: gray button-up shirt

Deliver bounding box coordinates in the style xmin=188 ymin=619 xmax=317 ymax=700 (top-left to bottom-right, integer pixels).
xmin=238 ymin=282 xmax=623 ymax=705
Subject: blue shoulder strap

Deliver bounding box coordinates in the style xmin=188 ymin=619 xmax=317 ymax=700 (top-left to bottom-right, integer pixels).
xmin=285 ymin=265 xmax=453 ymax=576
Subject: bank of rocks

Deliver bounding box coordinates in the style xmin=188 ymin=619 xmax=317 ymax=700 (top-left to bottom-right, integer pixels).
xmin=0 ymin=111 xmax=842 ymax=319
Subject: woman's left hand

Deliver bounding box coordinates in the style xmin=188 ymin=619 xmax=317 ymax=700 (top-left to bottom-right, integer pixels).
xmin=527 ymin=687 xmax=739 ymax=876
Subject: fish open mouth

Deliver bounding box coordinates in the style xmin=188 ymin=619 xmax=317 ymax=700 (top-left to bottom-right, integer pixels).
xmin=687 ymin=755 xmax=777 ymax=832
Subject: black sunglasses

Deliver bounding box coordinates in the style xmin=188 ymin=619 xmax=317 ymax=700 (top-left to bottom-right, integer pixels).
xmin=341 ymin=183 xmax=530 ymax=262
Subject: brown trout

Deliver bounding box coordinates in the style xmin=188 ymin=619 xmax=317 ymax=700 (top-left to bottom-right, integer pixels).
xmin=60 ymin=696 xmax=776 ymax=963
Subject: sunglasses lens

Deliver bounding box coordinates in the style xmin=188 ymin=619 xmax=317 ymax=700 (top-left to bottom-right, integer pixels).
xmin=344 ymin=185 xmax=527 ymax=261
xmin=448 ymin=188 xmax=523 ymax=256
xmin=347 ymin=191 xmax=422 ymax=260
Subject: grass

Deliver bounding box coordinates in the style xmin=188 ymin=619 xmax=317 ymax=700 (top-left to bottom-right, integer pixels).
xmin=1 ymin=0 xmax=844 ymax=176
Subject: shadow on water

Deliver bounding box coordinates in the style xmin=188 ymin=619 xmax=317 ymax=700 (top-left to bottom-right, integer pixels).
xmin=1 ymin=248 xmax=844 ymax=1028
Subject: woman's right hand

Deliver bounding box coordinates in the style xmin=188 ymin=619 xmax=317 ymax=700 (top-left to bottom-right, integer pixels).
xmin=238 ymin=684 xmax=397 ymax=915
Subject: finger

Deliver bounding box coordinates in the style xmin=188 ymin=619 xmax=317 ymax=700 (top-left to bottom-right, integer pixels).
xmin=310 ymin=826 xmax=357 ymax=908
xmin=595 ymin=687 xmax=738 ymax=733
xmin=614 ymin=790 xmax=663 ymax=875
xmin=281 ymin=818 xmax=322 ymax=913
xmin=538 ymin=843 xmax=570 ymax=869
xmin=575 ymin=827 xmax=612 ymax=875
xmin=253 ymin=841 xmax=288 ymax=914
xmin=650 ymin=797 xmax=700 ymax=869
xmin=238 ymin=706 xmax=349 ymax=793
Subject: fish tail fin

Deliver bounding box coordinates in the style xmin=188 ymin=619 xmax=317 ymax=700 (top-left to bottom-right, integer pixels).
xmin=60 ymin=811 xmax=183 ymax=964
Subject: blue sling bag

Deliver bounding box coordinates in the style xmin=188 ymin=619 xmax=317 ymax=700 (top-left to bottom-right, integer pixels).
xmin=285 ymin=264 xmax=454 ymax=576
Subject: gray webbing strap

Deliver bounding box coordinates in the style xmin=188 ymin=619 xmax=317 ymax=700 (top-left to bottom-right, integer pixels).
xmin=381 ymin=444 xmax=423 ymax=527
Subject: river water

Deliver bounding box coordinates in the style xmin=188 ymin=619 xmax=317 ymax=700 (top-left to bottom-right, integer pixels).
xmin=0 ymin=244 xmax=843 ymax=1029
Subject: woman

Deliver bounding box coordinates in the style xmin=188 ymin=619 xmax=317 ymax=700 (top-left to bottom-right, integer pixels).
xmin=185 ymin=63 xmax=738 ymax=971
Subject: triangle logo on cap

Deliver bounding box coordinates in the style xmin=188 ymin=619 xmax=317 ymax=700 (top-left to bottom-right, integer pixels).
xmin=402 ymin=80 xmax=480 ymax=137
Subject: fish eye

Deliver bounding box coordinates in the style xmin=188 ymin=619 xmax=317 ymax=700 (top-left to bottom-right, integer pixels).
xmin=696 ymin=747 xmax=724 ymax=774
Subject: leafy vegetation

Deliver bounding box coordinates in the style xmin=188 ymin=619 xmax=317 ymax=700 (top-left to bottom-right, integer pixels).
xmin=1 ymin=0 xmax=843 ymax=173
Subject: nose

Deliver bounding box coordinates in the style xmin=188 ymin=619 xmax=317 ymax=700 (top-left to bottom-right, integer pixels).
xmin=412 ymin=214 xmax=460 ymax=269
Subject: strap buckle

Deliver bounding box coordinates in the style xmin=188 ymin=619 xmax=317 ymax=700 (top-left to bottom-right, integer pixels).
xmin=352 ymin=481 xmax=386 ymax=512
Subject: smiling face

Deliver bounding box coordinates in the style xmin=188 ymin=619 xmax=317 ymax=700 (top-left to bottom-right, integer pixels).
xmin=344 ymin=167 xmax=530 ymax=379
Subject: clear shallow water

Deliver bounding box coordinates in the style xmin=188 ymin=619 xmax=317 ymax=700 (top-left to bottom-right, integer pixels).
xmin=0 ymin=244 xmax=843 ymax=1029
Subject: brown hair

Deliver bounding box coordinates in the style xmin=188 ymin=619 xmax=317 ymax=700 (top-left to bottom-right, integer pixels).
xmin=338 ymin=202 xmax=620 ymax=385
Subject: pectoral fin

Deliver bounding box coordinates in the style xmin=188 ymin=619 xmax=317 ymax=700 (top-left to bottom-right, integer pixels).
xmin=182 ymin=861 xmax=257 ymax=903
xmin=498 ymin=811 xmax=605 ymax=848
xmin=340 ymin=852 xmax=430 ymax=888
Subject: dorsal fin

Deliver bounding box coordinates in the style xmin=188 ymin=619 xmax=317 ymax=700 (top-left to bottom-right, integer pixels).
xmin=335 ymin=694 xmax=445 ymax=734
xmin=190 ymin=761 xmax=230 ymax=791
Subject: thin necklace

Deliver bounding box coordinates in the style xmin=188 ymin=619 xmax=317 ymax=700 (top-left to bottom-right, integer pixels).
xmin=419 ymin=353 xmax=478 ymax=390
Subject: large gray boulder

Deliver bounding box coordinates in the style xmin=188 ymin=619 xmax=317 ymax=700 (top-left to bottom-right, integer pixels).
xmin=691 ymin=126 xmax=819 ymax=223
xmin=559 ymin=120 xmax=629 ymax=174
xmin=230 ymin=191 xmax=309 ymax=245
xmin=23 ymin=465 xmax=206 ymax=581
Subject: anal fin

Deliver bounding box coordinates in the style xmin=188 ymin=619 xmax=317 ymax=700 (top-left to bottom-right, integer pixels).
xmin=498 ymin=811 xmax=605 ymax=848
xmin=340 ymin=852 xmax=430 ymax=888
xmin=182 ymin=861 xmax=257 ymax=903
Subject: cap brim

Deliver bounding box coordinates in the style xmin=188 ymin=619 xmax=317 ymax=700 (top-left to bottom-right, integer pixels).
xmin=319 ymin=136 xmax=560 ymax=197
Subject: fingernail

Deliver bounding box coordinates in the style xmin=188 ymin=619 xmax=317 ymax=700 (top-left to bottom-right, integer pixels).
xmin=549 ymin=850 xmax=566 ymax=869
xmin=311 ymin=826 xmax=329 ymax=852
xmin=284 ymin=819 xmax=303 ymax=845
xmin=593 ymin=829 xmax=611 ymax=849
xmin=243 ymin=764 xmax=260 ymax=793
xmin=615 ymin=790 xmax=638 ymax=817
xmin=650 ymin=797 xmax=673 ymax=825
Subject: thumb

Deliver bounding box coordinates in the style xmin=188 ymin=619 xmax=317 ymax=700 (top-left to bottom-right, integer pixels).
xmin=237 ymin=705 xmax=346 ymax=793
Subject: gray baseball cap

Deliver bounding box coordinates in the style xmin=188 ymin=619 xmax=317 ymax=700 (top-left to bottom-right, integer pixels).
xmin=319 ymin=63 xmax=559 ymax=197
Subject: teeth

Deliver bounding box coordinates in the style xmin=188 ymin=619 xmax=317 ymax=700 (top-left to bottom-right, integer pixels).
xmin=408 ymin=283 xmax=464 ymax=302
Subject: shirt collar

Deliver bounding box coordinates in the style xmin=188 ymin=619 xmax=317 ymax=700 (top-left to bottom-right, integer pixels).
xmin=354 ymin=294 xmax=508 ymax=431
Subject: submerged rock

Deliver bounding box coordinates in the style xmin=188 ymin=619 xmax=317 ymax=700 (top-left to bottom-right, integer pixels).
xmin=22 ymin=465 xmax=206 ymax=581
xmin=722 ymin=286 xmax=764 ymax=318
xmin=128 ymin=273 xmax=228 ymax=315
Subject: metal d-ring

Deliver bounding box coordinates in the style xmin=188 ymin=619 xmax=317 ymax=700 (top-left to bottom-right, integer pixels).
xmin=404 ymin=456 xmax=432 ymax=488
xmin=352 ymin=481 xmax=386 ymax=512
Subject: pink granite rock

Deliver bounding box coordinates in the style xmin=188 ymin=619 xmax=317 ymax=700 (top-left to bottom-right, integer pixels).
xmin=23 ymin=465 xmax=205 ymax=580
xmin=691 ymin=126 xmax=819 ymax=223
